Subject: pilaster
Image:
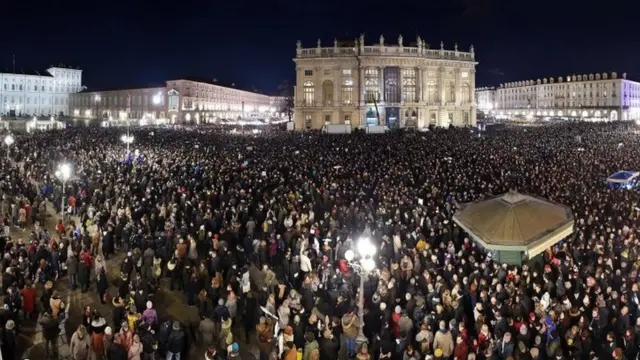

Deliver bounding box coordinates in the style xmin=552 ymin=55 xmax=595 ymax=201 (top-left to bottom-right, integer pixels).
xmin=333 ymin=66 xmax=340 ymax=106
xmin=455 ymin=68 xmax=461 ymax=105
xmin=315 ymin=66 xmax=322 ymax=106
xmin=438 ymin=67 xmax=445 ymax=106
xmin=379 ymin=66 xmax=384 ymax=103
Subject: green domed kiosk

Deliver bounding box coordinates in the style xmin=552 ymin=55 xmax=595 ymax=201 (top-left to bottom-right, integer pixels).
xmin=452 ymin=190 xmax=574 ymax=266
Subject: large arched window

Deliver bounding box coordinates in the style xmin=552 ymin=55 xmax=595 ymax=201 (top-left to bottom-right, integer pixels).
xmin=342 ymin=80 xmax=354 ymax=105
xmin=460 ymin=83 xmax=470 ymax=103
xmin=303 ymin=81 xmax=315 ymax=105
xmin=322 ymin=80 xmax=334 ymax=105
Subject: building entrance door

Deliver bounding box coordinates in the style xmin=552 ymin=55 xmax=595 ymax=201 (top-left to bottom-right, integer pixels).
xmin=386 ymin=107 xmax=399 ymax=129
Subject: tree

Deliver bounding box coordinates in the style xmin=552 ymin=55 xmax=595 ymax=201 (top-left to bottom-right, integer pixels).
xmin=278 ymin=80 xmax=294 ymax=122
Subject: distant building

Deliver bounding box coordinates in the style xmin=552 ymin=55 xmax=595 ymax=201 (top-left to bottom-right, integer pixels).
xmin=477 ymin=72 xmax=640 ymax=121
xmin=476 ymin=86 xmax=496 ymax=112
xmin=0 ymin=66 xmax=83 ymax=117
xmin=70 ymin=78 xmax=283 ymax=124
xmin=293 ymin=34 xmax=478 ymax=130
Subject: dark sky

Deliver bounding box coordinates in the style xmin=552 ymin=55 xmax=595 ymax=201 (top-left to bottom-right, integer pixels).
xmin=3 ymin=0 xmax=638 ymax=93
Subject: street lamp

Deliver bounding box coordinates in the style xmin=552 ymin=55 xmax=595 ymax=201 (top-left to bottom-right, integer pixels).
xmin=4 ymin=135 xmax=14 ymax=159
xmin=344 ymin=237 xmax=376 ymax=346
xmin=121 ymin=134 xmax=134 ymax=154
xmin=55 ymin=163 xmax=71 ymax=219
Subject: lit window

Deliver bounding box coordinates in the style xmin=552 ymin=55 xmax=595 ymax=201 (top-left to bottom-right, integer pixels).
xmin=401 ymin=69 xmax=416 ymax=102
xmin=342 ymin=80 xmax=353 ymax=105
xmin=303 ymin=81 xmax=315 ymax=105
xmin=342 ymin=69 xmax=352 ymax=76
xmin=365 ymin=68 xmax=379 ymax=103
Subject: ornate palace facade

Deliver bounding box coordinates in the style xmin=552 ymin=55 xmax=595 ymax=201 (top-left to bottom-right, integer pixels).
xmin=293 ymin=34 xmax=478 ymax=130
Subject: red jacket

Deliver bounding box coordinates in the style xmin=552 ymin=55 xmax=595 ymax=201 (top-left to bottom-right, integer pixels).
xmin=80 ymin=251 xmax=93 ymax=266
xmin=21 ymin=287 xmax=36 ymax=313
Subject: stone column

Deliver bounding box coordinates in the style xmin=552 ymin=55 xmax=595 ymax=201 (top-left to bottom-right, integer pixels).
xmin=334 ymin=66 xmax=341 ymax=108
xmin=315 ymin=66 xmax=322 ymax=106
xmin=296 ymin=67 xmax=303 ymax=104
xmin=359 ymin=66 xmax=365 ymax=125
xmin=416 ymin=67 xmax=421 ymax=103
xmin=379 ymin=66 xmax=384 ymax=103
xmin=470 ymin=69 xmax=476 ymax=104
xmin=438 ymin=67 xmax=445 ymax=105
xmin=455 ymin=68 xmax=461 ymax=106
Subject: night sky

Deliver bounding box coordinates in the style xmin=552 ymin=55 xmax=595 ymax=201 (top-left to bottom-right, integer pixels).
xmin=4 ymin=0 xmax=638 ymax=93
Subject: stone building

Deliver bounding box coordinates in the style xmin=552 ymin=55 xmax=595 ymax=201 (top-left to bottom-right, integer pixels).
xmin=293 ymin=34 xmax=478 ymax=130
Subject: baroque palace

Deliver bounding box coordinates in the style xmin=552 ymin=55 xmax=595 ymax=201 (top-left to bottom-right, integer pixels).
xmin=293 ymin=34 xmax=478 ymax=130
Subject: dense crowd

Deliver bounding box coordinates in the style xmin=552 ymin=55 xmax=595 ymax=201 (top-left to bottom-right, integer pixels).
xmin=0 ymin=122 xmax=640 ymax=360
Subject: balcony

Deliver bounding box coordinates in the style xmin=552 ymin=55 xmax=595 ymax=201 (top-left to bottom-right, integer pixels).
xmin=298 ymin=45 xmax=474 ymax=62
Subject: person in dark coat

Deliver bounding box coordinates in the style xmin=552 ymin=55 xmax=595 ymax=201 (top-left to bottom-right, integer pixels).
xmin=40 ymin=312 xmax=60 ymax=358
xmin=167 ymin=321 xmax=186 ymax=360
xmin=112 ymin=296 xmax=126 ymax=333
xmin=106 ymin=334 xmax=128 ymax=360
xmin=318 ymin=328 xmax=339 ymax=360
xmin=78 ymin=258 xmax=91 ymax=293
xmin=97 ymin=267 xmax=109 ymax=304
xmin=2 ymin=320 xmax=17 ymax=360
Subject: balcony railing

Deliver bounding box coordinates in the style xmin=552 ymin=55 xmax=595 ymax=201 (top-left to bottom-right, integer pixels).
xmin=298 ymin=45 xmax=474 ymax=61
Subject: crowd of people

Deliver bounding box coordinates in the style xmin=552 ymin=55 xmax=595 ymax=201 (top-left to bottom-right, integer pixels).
xmin=0 ymin=122 xmax=639 ymax=360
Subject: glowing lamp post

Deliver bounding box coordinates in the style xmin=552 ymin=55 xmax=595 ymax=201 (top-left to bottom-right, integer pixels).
xmin=121 ymin=134 xmax=134 ymax=154
xmin=55 ymin=163 xmax=72 ymax=219
xmin=4 ymin=135 xmax=14 ymax=159
xmin=344 ymin=237 xmax=376 ymax=346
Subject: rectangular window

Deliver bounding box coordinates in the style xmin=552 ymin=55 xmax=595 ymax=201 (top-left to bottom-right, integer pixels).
xmin=342 ymin=80 xmax=353 ymax=105
xmin=384 ymin=67 xmax=400 ymax=103
xmin=323 ymin=69 xmax=332 ymax=76
xmin=401 ymin=68 xmax=416 ymax=102
xmin=324 ymin=114 xmax=331 ymax=124
xmin=304 ymin=114 xmax=312 ymax=129
xmin=304 ymin=70 xmax=313 ymax=76
xmin=344 ymin=114 xmax=351 ymax=125
xmin=342 ymin=69 xmax=352 ymax=76
xmin=365 ymin=68 xmax=379 ymax=103
xmin=11 ymin=84 xmax=15 ymax=90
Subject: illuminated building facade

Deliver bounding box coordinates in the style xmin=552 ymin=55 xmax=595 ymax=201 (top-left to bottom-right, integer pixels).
xmin=165 ymin=78 xmax=277 ymax=124
xmin=70 ymin=78 xmax=281 ymax=124
xmin=0 ymin=66 xmax=82 ymax=117
xmin=293 ymin=34 xmax=478 ymax=130
xmin=70 ymin=87 xmax=167 ymax=124
xmin=479 ymin=72 xmax=640 ymax=121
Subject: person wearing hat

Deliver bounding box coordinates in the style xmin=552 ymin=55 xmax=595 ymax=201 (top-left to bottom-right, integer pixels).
xmin=103 ymin=327 xmax=114 ymax=359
